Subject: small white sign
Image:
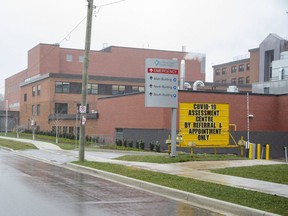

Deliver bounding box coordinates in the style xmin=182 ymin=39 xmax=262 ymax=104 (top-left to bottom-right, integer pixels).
xmin=79 ymin=106 xmax=86 ymax=114
xmin=145 ymin=58 xmax=179 ymax=108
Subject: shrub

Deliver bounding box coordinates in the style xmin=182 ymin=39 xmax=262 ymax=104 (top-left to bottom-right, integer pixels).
xmin=149 ymin=141 xmax=155 ymax=151
xmin=116 ymin=139 xmax=123 ymax=146
xmin=128 ymin=140 xmax=133 ymax=148
xmin=123 ymin=139 xmax=128 ymax=147
xmin=140 ymin=140 xmax=145 ymax=150
xmin=155 ymin=141 xmax=160 ymax=152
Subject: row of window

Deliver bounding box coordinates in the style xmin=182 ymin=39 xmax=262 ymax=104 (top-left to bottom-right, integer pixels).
xmin=32 ymin=103 xmax=91 ymax=116
xmin=217 ymin=76 xmax=250 ymax=84
xmin=66 ymin=54 xmax=84 ymax=63
xmin=51 ymin=126 xmax=79 ymax=136
xmin=25 ymin=82 xmax=144 ymax=102
xmin=55 ymin=81 xmax=145 ymax=95
xmin=215 ymin=63 xmax=250 ymax=76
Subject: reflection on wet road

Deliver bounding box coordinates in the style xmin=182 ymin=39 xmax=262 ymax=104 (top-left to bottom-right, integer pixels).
xmin=0 ymin=150 xmax=221 ymax=216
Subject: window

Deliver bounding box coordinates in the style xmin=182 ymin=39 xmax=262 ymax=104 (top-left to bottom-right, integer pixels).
xmin=37 ymin=84 xmax=41 ymax=95
xmin=37 ymin=104 xmax=40 ymax=115
xmin=264 ymin=87 xmax=270 ymax=94
xmin=79 ymin=56 xmax=84 ymax=63
xmin=222 ymin=80 xmax=226 ymax=83
xmin=69 ymin=127 xmax=74 ymax=135
xmin=238 ymin=77 xmax=244 ymax=84
xmin=55 ymin=103 xmax=68 ymax=114
xmin=56 ymin=82 xmax=70 ymax=93
xmin=24 ymin=93 xmax=27 ymax=102
xmin=231 ymin=66 xmax=237 ymax=73
xmin=112 ymin=85 xmax=125 ymax=95
xmin=246 ymin=76 xmax=250 ymax=84
xmin=239 ymin=64 xmax=244 ymax=72
xmin=32 ymin=86 xmax=36 ymax=96
xmin=32 ymin=105 xmax=36 ymax=116
xmin=231 ymin=78 xmax=236 ymax=84
xmin=63 ymin=126 xmax=68 ymax=134
xmin=132 ymin=86 xmax=145 ymax=93
xmin=222 ymin=67 xmax=226 ymax=75
xmin=87 ymin=83 xmax=98 ymax=95
xmin=66 ymin=54 xmax=73 ymax=62
xmin=215 ymin=68 xmax=220 ymax=76
xmin=246 ymin=63 xmax=250 ymax=71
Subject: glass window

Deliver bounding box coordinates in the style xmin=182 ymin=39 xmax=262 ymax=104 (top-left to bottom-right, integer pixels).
xmin=24 ymin=93 xmax=27 ymax=102
xmin=79 ymin=56 xmax=84 ymax=63
xmin=37 ymin=84 xmax=41 ymax=95
xmin=63 ymin=126 xmax=68 ymax=134
xmin=32 ymin=105 xmax=36 ymax=116
xmin=246 ymin=63 xmax=250 ymax=71
xmin=132 ymin=86 xmax=145 ymax=93
xmin=231 ymin=66 xmax=237 ymax=73
xmin=66 ymin=54 xmax=73 ymax=62
xmin=37 ymin=104 xmax=40 ymax=115
xmin=87 ymin=83 xmax=98 ymax=95
xmin=231 ymin=78 xmax=236 ymax=84
xmin=112 ymin=85 xmax=125 ymax=95
xmin=55 ymin=103 xmax=68 ymax=114
xmin=32 ymin=86 xmax=36 ymax=96
xmin=55 ymin=82 xmax=70 ymax=93
xmin=238 ymin=77 xmax=244 ymax=84
xmin=69 ymin=127 xmax=74 ymax=135
xmin=222 ymin=67 xmax=226 ymax=75
xmin=239 ymin=64 xmax=244 ymax=72
xmin=246 ymin=76 xmax=250 ymax=84
xmin=215 ymin=68 xmax=220 ymax=76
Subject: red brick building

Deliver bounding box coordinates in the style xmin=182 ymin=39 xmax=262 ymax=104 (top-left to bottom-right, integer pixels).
xmin=213 ymin=34 xmax=288 ymax=85
xmin=4 ymin=42 xmax=288 ymax=159
xmin=5 ymin=43 xmax=205 ymax=136
xmin=95 ymin=91 xmax=288 ymax=159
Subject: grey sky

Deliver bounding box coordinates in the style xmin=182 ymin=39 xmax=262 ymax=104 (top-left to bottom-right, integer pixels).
xmin=1 ymin=0 xmax=288 ymax=94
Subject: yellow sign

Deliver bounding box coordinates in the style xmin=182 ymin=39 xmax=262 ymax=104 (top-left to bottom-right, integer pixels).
xmin=179 ymin=103 xmax=229 ymax=147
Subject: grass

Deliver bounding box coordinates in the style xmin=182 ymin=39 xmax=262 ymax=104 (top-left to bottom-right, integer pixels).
xmin=0 ymin=138 xmax=37 ymax=150
xmin=115 ymin=153 xmax=244 ymax=163
xmin=211 ymin=164 xmax=288 ymax=185
xmin=0 ymin=132 xmax=77 ymax=150
xmin=73 ymin=161 xmax=288 ymax=215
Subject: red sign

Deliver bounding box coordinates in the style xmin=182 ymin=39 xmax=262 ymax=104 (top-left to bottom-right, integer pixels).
xmin=148 ymin=68 xmax=178 ymax=75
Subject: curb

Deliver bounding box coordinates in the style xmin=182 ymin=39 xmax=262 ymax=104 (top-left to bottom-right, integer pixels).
xmin=65 ymin=163 xmax=279 ymax=216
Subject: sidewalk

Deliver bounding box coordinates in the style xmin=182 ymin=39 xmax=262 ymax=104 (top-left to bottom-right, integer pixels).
xmin=1 ymin=136 xmax=288 ymax=198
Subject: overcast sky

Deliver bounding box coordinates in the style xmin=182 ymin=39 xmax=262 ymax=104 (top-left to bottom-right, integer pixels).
xmin=1 ymin=0 xmax=288 ymax=95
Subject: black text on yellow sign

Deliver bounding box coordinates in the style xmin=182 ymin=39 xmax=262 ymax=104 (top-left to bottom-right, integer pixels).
xmin=179 ymin=103 xmax=229 ymax=147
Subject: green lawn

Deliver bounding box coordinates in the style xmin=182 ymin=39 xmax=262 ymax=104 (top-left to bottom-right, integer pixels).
xmin=0 ymin=133 xmax=76 ymax=150
xmin=115 ymin=153 xmax=245 ymax=163
xmin=211 ymin=164 xmax=288 ymax=185
xmin=74 ymin=161 xmax=288 ymax=215
xmin=0 ymin=138 xmax=37 ymax=150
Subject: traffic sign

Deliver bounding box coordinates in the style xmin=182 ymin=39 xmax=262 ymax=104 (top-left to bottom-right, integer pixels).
xmin=145 ymin=58 xmax=179 ymax=108
xmin=79 ymin=106 xmax=86 ymax=114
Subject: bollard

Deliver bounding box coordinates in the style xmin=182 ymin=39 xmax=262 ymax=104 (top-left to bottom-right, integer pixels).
xmin=257 ymin=144 xmax=261 ymax=160
xmin=249 ymin=143 xmax=253 ymax=159
xmin=265 ymin=144 xmax=270 ymax=160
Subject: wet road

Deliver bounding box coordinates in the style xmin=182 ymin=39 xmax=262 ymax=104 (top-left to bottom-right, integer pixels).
xmin=0 ymin=150 xmax=221 ymax=216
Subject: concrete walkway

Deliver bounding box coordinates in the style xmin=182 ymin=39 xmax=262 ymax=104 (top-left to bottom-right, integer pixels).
xmin=1 ymin=136 xmax=288 ymax=198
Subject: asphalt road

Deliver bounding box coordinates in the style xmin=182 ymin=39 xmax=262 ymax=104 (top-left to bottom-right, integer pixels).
xmin=0 ymin=150 xmax=222 ymax=216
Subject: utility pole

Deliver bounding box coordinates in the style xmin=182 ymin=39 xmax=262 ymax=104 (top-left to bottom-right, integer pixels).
xmin=79 ymin=0 xmax=94 ymax=161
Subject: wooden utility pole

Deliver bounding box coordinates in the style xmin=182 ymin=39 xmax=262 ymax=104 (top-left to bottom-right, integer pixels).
xmin=79 ymin=0 xmax=94 ymax=161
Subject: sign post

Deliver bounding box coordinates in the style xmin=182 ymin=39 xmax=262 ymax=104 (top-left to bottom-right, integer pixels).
xmin=145 ymin=58 xmax=179 ymax=157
